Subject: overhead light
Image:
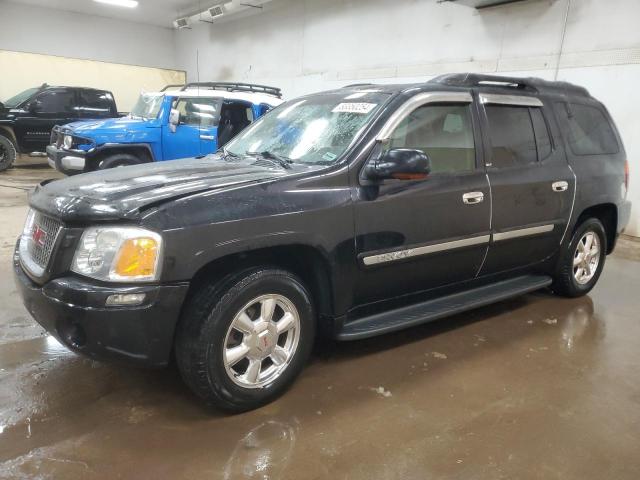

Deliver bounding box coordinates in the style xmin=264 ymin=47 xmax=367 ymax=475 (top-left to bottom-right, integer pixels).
xmin=174 ymin=17 xmax=191 ymax=29
xmin=93 ymin=0 xmax=139 ymax=8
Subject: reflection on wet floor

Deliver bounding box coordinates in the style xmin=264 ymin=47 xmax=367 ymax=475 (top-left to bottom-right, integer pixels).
xmin=0 ymin=251 xmax=640 ymax=478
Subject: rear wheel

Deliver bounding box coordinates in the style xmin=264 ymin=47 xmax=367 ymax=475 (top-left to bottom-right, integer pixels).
xmin=0 ymin=134 xmax=17 ymax=172
xmin=176 ymin=268 xmax=315 ymax=412
xmin=552 ymin=218 xmax=607 ymax=297
xmin=97 ymin=153 xmax=144 ymax=170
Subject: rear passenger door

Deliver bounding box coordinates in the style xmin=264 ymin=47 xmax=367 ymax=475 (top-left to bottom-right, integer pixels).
xmin=478 ymin=93 xmax=574 ymax=275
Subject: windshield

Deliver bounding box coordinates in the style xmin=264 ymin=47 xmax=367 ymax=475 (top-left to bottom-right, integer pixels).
xmin=224 ymin=90 xmax=391 ymax=165
xmin=3 ymin=87 xmax=40 ymax=108
xmin=130 ymin=93 xmax=164 ymax=119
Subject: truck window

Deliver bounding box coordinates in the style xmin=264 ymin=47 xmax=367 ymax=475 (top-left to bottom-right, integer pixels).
xmin=555 ymin=102 xmax=619 ymax=156
xmin=174 ymin=98 xmax=220 ymax=127
xmin=78 ymin=90 xmax=114 ymax=116
xmin=34 ymin=90 xmax=75 ymax=114
xmin=388 ymin=104 xmax=475 ymax=174
xmin=530 ymin=108 xmax=552 ymax=161
xmin=485 ymin=105 xmax=537 ymax=168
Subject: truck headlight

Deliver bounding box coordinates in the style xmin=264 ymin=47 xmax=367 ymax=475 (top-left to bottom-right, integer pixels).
xmin=72 ymin=227 xmax=162 ymax=282
xmin=63 ymin=135 xmax=73 ymax=150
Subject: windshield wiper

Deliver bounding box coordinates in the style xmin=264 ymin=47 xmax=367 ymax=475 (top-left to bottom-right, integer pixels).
xmin=220 ymin=147 xmax=241 ymax=161
xmin=246 ymin=150 xmax=293 ymax=169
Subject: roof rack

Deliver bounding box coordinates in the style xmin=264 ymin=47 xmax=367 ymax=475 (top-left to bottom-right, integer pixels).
xmin=177 ymin=82 xmax=283 ymax=98
xmin=430 ymin=73 xmax=589 ymax=97
xmin=160 ymin=84 xmax=186 ymax=92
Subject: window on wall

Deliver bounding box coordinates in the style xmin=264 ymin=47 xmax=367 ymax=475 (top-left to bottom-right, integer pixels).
xmin=388 ymin=104 xmax=475 ymax=174
xmin=485 ymin=105 xmax=539 ymax=168
xmin=555 ymin=102 xmax=619 ymax=155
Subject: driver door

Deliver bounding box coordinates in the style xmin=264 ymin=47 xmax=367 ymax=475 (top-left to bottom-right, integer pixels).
xmin=352 ymin=93 xmax=491 ymax=306
xmin=162 ymin=97 xmax=220 ymax=160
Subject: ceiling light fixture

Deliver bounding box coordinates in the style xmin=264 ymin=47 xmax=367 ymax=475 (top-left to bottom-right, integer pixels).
xmin=93 ymin=0 xmax=139 ymax=8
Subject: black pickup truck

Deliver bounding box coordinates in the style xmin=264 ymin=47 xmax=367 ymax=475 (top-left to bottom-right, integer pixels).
xmin=0 ymin=84 xmax=118 ymax=171
xmin=14 ymin=74 xmax=630 ymax=412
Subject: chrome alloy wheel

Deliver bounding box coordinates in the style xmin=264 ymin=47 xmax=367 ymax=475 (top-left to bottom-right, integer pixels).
xmin=573 ymin=231 xmax=601 ymax=285
xmin=223 ymin=294 xmax=301 ymax=388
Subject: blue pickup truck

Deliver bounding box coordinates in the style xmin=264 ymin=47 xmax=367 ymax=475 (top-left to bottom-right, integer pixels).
xmin=47 ymin=82 xmax=283 ymax=174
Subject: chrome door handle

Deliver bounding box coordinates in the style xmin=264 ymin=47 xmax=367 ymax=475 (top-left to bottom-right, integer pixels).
xmin=463 ymin=191 xmax=484 ymax=204
xmin=200 ymin=135 xmax=215 ymax=140
xmin=552 ymin=181 xmax=568 ymax=192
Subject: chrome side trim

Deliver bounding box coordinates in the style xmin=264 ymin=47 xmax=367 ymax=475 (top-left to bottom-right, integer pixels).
xmin=479 ymin=93 xmax=543 ymax=108
xmin=493 ymin=224 xmax=554 ymax=242
xmin=362 ymin=234 xmax=490 ymax=266
xmin=376 ymin=91 xmax=473 ymax=141
xmin=559 ymin=165 xmax=577 ymax=245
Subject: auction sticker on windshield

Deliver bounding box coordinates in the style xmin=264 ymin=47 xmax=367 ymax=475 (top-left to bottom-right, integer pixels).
xmin=332 ymin=103 xmax=377 ymax=114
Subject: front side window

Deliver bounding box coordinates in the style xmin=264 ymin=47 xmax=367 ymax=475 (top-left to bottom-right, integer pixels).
xmin=555 ymin=102 xmax=618 ymax=155
xmin=173 ymin=98 xmax=221 ymax=127
xmin=387 ymin=104 xmax=476 ymax=174
xmin=225 ymin=91 xmax=390 ymax=165
xmin=130 ymin=93 xmax=165 ymax=120
xmin=485 ymin=105 xmax=537 ymax=168
xmin=34 ymin=90 xmax=76 ymax=114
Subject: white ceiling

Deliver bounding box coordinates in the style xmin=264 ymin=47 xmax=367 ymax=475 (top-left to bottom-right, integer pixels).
xmin=8 ymin=0 xmax=205 ymax=27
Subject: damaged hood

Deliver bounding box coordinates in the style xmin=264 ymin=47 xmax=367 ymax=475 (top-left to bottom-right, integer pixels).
xmin=30 ymin=157 xmax=293 ymax=222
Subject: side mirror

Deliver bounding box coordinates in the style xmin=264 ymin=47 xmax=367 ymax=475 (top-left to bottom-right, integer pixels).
xmin=28 ymin=100 xmax=42 ymax=114
xmin=169 ymin=108 xmax=180 ymax=133
xmin=365 ymin=148 xmax=431 ymax=181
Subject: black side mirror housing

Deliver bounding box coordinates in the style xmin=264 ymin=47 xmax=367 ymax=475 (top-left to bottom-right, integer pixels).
xmin=28 ymin=100 xmax=42 ymax=114
xmin=366 ymin=148 xmax=431 ymax=181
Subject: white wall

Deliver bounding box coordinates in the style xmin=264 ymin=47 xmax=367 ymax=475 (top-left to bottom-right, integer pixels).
xmin=174 ymin=0 xmax=640 ymax=236
xmin=0 ymin=0 xmax=177 ymax=70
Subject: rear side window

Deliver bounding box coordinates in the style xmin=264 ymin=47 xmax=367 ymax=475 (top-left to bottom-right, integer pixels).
xmin=78 ymin=90 xmax=114 ymax=115
xmin=555 ymin=102 xmax=618 ymax=155
xmin=485 ymin=105 xmax=537 ymax=168
xmin=530 ymin=108 xmax=552 ymax=161
xmin=388 ymin=104 xmax=476 ymax=174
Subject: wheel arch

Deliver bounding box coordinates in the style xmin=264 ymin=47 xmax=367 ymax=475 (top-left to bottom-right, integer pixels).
xmin=186 ymin=244 xmax=335 ymax=321
xmin=88 ymin=144 xmax=154 ymax=169
xmin=0 ymin=126 xmax=18 ymax=147
xmin=574 ymin=203 xmax=617 ymax=254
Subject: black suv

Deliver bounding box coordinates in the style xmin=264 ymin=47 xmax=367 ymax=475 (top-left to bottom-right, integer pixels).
xmin=0 ymin=84 xmax=118 ymax=171
xmin=14 ymin=74 xmax=630 ymax=411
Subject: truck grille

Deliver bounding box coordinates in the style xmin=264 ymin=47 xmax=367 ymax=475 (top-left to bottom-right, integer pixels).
xmin=19 ymin=209 xmax=63 ymax=276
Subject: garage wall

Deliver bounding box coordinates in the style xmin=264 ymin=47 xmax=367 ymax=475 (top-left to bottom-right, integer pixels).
xmin=0 ymin=0 xmax=177 ymax=70
xmin=174 ymin=0 xmax=640 ymax=237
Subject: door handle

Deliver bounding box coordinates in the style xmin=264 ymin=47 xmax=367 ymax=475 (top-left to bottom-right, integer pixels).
xmin=552 ymin=181 xmax=569 ymax=192
xmin=462 ymin=192 xmax=484 ymax=205
xmin=200 ymin=135 xmax=215 ymax=140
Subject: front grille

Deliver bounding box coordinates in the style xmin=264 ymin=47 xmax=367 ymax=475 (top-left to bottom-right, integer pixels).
xmin=21 ymin=210 xmax=63 ymax=274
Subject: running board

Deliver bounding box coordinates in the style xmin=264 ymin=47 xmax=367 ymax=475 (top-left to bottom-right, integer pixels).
xmin=337 ymin=275 xmax=552 ymax=341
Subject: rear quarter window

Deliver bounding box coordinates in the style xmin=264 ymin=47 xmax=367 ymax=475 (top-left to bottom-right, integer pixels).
xmin=555 ymin=102 xmax=619 ymax=156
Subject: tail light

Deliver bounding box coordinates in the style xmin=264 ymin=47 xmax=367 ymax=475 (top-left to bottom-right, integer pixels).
xmin=624 ymin=159 xmax=630 ymax=191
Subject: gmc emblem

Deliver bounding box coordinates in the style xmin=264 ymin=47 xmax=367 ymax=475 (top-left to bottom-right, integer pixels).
xmin=32 ymin=226 xmax=47 ymax=247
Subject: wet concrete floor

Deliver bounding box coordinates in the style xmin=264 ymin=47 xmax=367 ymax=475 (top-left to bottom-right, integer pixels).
xmin=1 ymin=165 xmax=639 ymax=479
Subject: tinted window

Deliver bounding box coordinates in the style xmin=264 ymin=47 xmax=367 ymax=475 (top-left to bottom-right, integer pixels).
xmin=530 ymin=108 xmax=552 ymax=160
xmin=34 ymin=90 xmax=75 ymax=114
xmin=555 ymin=102 xmax=618 ymax=155
xmin=78 ymin=90 xmax=113 ymax=116
xmin=486 ymin=105 xmax=537 ymax=168
xmin=388 ymin=104 xmax=475 ymax=174
xmin=174 ymin=98 xmax=220 ymax=127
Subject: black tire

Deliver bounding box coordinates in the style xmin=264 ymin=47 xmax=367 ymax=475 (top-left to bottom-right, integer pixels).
xmin=0 ymin=134 xmax=17 ymax=172
xmin=175 ymin=268 xmax=315 ymax=412
xmin=552 ymin=218 xmax=607 ymax=298
xmin=97 ymin=153 xmax=143 ymax=170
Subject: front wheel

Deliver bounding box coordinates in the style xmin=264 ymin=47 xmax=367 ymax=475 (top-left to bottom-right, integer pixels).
xmin=97 ymin=153 xmax=143 ymax=170
xmin=176 ymin=268 xmax=315 ymax=412
xmin=552 ymin=218 xmax=607 ymax=297
xmin=0 ymin=134 xmax=17 ymax=172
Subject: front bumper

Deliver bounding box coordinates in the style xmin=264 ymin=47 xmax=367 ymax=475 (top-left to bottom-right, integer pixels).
xmin=47 ymin=144 xmax=87 ymax=175
xmin=14 ymin=246 xmax=190 ymax=367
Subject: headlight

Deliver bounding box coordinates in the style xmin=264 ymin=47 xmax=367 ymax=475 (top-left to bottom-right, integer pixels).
xmin=63 ymin=135 xmax=73 ymax=150
xmin=72 ymin=227 xmax=162 ymax=282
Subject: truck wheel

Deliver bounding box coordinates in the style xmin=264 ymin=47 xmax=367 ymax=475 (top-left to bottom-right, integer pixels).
xmin=0 ymin=134 xmax=17 ymax=172
xmin=97 ymin=153 xmax=143 ymax=170
xmin=176 ymin=268 xmax=315 ymax=412
xmin=552 ymin=218 xmax=607 ymax=298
